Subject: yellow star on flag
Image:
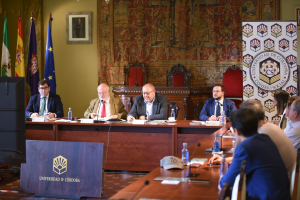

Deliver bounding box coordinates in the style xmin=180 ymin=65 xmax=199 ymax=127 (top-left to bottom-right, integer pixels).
xmin=48 ymin=46 xmax=53 ymax=52
xmin=48 ymin=75 xmax=53 ymax=80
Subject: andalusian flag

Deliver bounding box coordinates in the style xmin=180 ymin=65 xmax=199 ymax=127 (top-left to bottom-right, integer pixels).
xmin=15 ymin=15 xmax=25 ymax=78
xmin=1 ymin=16 xmax=11 ymax=77
xmin=44 ymin=16 xmax=56 ymax=94
xmin=15 ymin=14 xmax=27 ymax=106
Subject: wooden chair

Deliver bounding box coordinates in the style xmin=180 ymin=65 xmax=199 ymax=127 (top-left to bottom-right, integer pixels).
xmin=231 ymin=160 xmax=246 ymax=200
xmin=166 ymin=64 xmax=191 ymax=87
xmin=219 ymin=183 xmax=231 ymax=200
xmin=124 ymin=61 xmax=147 ymax=87
xmin=222 ymin=65 xmax=243 ymax=108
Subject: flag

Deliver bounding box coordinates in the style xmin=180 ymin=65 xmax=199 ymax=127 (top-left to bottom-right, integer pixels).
xmin=15 ymin=15 xmax=27 ymax=106
xmin=1 ymin=16 xmax=11 ymax=77
xmin=44 ymin=17 xmax=56 ymax=94
xmin=26 ymin=18 xmax=39 ymax=95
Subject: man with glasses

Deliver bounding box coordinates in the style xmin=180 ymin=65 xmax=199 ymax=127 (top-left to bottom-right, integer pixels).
xmin=199 ymin=84 xmax=236 ymax=121
xmin=84 ymin=83 xmax=127 ymax=119
xmin=25 ymin=80 xmax=64 ymax=118
xmin=127 ymin=83 xmax=167 ymax=122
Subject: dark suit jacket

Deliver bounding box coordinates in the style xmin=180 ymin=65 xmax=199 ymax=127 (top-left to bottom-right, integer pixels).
xmin=220 ymin=134 xmax=291 ymax=200
xmin=128 ymin=93 xmax=168 ymax=120
xmin=199 ymin=98 xmax=237 ymax=121
xmin=25 ymin=93 xmax=64 ymax=118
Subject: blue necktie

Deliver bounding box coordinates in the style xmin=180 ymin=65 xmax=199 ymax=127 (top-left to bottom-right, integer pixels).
xmin=216 ymin=102 xmax=221 ymax=117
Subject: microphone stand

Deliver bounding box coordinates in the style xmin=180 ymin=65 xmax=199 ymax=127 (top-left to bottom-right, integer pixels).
xmin=130 ymin=180 xmax=149 ymax=200
xmin=186 ymin=143 xmax=201 ymax=177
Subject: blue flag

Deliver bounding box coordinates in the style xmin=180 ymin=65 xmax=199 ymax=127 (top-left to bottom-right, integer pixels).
xmin=44 ymin=17 xmax=56 ymax=94
xmin=26 ymin=18 xmax=39 ymax=95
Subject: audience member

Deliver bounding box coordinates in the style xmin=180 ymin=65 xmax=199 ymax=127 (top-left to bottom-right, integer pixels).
xmin=273 ymin=90 xmax=289 ymax=128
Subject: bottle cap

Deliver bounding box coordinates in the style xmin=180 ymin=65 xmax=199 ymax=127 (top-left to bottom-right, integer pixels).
xmin=222 ymin=154 xmax=226 ymax=158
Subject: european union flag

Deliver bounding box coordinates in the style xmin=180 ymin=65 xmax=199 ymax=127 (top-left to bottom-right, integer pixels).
xmin=26 ymin=18 xmax=39 ymax=96
xmin=44 ymin=17 xmax=56 ymax=94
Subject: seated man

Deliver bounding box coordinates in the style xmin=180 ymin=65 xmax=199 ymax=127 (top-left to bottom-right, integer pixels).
xmin=199 ymin=84 xmax=237 ymax=121
xmin=210 ymin=100 xmax=296 ymax=178
xmin=219 ymin=108 xmax=291 ymax=200
xmin=284 ymin=99 xmax=300 ymax=152
xmin=84 ymin=83 xmax=128 ymax=119
xmin=25 ymin=80 xmax=64 ymax=118
xmin=127 ymin=83 xmax=167 ymax=122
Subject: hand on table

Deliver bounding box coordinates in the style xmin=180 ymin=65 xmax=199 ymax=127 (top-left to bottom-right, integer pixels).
xmin=127 ymin=115 xmax=135 ymax=122
xmin=139 ymin=116 xmax=146 ymax=120
xmin=108 ymin=115 xmax=118 ymax=119
xmin=208 ymin=154 xmax=222 ymax=165
xmin=30 ymin=113 xmax=40 ymax=117
xmin=90 ymin=113 xmax=98 ymax=119
xmin=209 ymin=115 xmax=218 ymax=121
xmin=48 ymin=112 xmax=55 ymax=119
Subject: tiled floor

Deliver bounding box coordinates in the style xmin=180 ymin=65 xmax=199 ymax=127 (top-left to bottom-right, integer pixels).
xmin=0 ymin=169 xmax=145 ymax=200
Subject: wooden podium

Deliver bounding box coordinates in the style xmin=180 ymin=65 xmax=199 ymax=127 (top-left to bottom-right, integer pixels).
xmin=20 ymin=140 xmax=104 ymax=198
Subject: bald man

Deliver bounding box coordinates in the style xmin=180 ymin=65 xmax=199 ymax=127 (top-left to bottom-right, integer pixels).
xmin=84 ymin=83 xmax=128 ymax=119
xmin=127 ymin=83 xmax=168 ymax=122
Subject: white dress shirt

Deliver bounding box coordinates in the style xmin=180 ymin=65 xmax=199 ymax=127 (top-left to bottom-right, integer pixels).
xmin=97 ymin=97 xmax=111 ymax=117
xmin=145 ymin=96 xmax=155 ymax=117
xmin=284 ymin=121 xmax=300 ymax=152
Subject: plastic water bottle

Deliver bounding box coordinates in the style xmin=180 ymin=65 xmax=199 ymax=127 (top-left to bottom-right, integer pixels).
xmin=220 ymin=154 xmax=228 ymax=177
xmin=222 ymin=111 xmax=226 ymax=125
xmin=232 ymin=136 xmax=236 ymax=148
xmin=181 ymin=143 xmax=189 ymax=165
xmin=170 ymin=108 xmax=176 ymax=119
xmin=68 ymin=108 xmax=72 ymax=120
xmin=213 ymin=134 xmax=220 ymax=152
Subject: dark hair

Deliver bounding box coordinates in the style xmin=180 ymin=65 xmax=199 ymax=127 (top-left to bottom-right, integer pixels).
xmin=274 ymin=90 xmax=289 ymax=115
xmin=287 ymin=96 xmax=300 ymax=108
xmin=240 ymin=100 xmax=265 ymax=121
xmin=230 ymin=108 xmax=258 ymax=137
xmin=38 ymin=80 xmax=50 ymax=87
xmin=213 ymin=84 xmax=225 ymax=92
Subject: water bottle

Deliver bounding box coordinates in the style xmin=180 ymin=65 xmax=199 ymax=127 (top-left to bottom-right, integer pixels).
xmin=232 ymin=136 xmax=236 ymax=148
xmin=68 ymin=108 xmax=72 ymax=120
xmin=181 ymin=143 xmax=189 ymax=165
xmin=222 ymin=111 xmax=226 ymax=125
xmin=220 ymin=154 xmax=228 ymax=177
xmin=170 ymin=108 xmax=176 ymax=119
xmin=213 ymin=134 xmax=220 ymax=152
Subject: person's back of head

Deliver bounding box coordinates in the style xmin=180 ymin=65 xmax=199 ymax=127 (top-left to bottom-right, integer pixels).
xmin=274 ymin=90 xmax=289 ymax=115
xmin=291 ymin=99 xmax=300 ymax=122
xmin=240 ymin=99 xmax=265 ymax=121
xmin=230 ymin=108 xmax=259 ymax=137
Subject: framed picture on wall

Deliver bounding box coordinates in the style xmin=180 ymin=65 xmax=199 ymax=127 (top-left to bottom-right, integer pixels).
xmin=295 ymin=6 xmax=300 ymax=29
xmin=66 ymin=12 xmax=91 ymax=44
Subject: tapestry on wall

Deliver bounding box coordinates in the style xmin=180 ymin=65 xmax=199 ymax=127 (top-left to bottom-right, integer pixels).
xmin=242 ymin=21 xmax=298 ymax=123
xmin=97 ymin=0 xmax=280 ymax=86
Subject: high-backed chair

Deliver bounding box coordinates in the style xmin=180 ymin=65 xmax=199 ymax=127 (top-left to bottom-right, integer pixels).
xmin=222 ymin=66 xmax=243 ymax=108
xmin=231 ymin=160 xmax=246 ymax=200
xmin=124 ymin=61 xmax=147 ymax=87
xmin=166 ymin=64 xmax=191 ymax=87
xmin=219 ymin=183 xmax=231 ymax=200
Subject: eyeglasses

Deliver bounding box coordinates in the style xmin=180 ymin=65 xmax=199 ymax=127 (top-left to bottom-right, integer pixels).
xmin=98 ymin=92 xmax=108 ymax=95
xmin=39 ymin=86 xmax=49 ymax=90
xmin=142 ymin=90 xmax=153 ymax=96
xmin=212 ymin=90 xmax=221 ymax=93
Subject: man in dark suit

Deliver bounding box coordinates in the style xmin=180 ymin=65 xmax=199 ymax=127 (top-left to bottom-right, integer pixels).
xmin=127 ymin=83 xmax=167 ymax=121
xmin=219 ymin=108 xmax=291 ymax=200
xmin=199 ymin=84 xmax=237 ymax=121
xmin=25 ymin=80 xmax=64 ymax=118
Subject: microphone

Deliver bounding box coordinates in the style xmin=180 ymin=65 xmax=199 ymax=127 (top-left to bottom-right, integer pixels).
xmin=186 ymin=143 xmax=201 ymax=177
xmin=130 ymin=180 xmax=149 ymax=200
xmin=220 ymin=127 xmax=231 ymax=151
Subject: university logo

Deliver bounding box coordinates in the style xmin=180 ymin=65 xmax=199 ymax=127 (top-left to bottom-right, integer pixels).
xmin=271 ymin=24 xmax=282 ymax=38
xmin=272 ymin=115 xmax=281 ymax=124
xmin=243 ymin=70 xmax=246 ymax=82
xmin=53 ymin=155 xmax=67 ymax=175
xmin=242 ymin=24 xmax=253 ymax=37
xmin=286 ymin=23 xmax=297 ymax=37
xmin=258 ymin=87 xmax=268 ymax=98
xmin=242 ymin=40 xmax=246 ymax=52
xmin=264 ymin=99 xmax=275 ymax=113
xmin=243 ymin=54 xmax=253 ymax=68
xmin=286 ymin=55 xmax=297 ymax=68
xmin=279 ymin=39 xmax=289 ymax=52
xmin=250 ymin=51 xmax=289 ymax=91
xmin=243 ymin=84 xmax=254 ymax=98
xmin=293 ymin=70 xmax=298 ymax=82
xmin=286 ymin=86 xmax=297 ymax=96
xmin=264 ymin=38 xmax=274 ymax=51
xmin=293 ymin=39 xmax=297 ymax=51
xmin=250 ymin=38 xmax=261 ymax=52
xmin=257 ymin=24 xmax=267 ymax=37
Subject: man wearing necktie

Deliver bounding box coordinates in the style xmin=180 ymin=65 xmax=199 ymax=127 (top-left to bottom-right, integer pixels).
xmin=84 ymin=83 xmax=128 ymax=119
xmin=199 ymin=84 xmax=237 ymax=121
xmin=25 ymin=80 xmax=64 ymax=118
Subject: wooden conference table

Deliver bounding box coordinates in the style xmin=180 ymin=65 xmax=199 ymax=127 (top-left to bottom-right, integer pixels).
xmin=110 ymin=124 xmax=233 ymax=200
xmin=26 ymin=120 xmax=227 ymax=172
